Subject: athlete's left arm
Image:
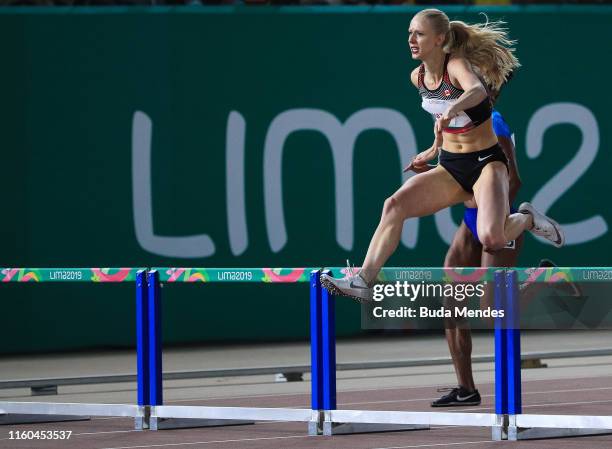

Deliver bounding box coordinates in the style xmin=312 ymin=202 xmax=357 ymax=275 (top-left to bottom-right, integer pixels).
xmin=498 ymin=135 xmax=522 ymax=203
xmin=436 ymin=57 xmax=487 ymax=131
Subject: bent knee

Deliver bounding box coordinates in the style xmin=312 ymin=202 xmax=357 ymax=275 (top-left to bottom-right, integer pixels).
xmin=479 ymin=231 xmax=506 ymax=251
xmin=382 ymin=195 xmax=403 ymax=219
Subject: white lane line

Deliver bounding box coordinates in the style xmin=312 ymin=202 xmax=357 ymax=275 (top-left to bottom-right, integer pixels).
xmin=338 ymin=386 xmax=612 ymax=407
xmin=449 ymin=398 xmax=612 ymax=413
xmin=163 ymin=384 xmax=612 ymax=407
xmin=74 ymin=429 xmax=142 ymax=436
xmin=100 ymin=434 xmax=310 ymax=449
xmin=522 ymin=398 xmax=612 ymax=409
xmin=374 ymin=441 xmax=495 ymax=449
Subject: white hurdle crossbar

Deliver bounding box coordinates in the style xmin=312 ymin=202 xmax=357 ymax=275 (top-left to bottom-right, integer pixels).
xmin=508 ymin=414 xmax=612 ymax=440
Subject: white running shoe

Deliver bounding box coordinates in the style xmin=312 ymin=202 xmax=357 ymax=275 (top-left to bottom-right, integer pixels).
xmin=320 ymin=262 xmax=373 ymax=303
xmin=518 ymin=202 xmax=565 ymax=248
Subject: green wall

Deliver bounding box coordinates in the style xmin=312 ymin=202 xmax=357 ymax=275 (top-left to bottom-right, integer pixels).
xmin=1 ymin=6 xmax=611 ymax=353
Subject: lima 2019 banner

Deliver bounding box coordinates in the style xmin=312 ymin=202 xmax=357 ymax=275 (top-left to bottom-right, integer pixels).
xmin=1 ymin=6 xmax=610 ymax=352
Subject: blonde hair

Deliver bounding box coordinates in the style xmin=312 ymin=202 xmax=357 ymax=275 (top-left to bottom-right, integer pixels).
xmin=414 ymin=8 xmax=520 ymax=91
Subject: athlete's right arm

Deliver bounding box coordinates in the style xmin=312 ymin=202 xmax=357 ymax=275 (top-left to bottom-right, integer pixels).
xmin=403 ymin=67 xmax=437 ymax=173
xmin=403 ymin=121 xmax=442 ymax=173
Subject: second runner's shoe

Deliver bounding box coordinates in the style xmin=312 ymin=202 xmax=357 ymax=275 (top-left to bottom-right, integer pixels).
xmin=431 ymin=386 xmax=481 ymax=407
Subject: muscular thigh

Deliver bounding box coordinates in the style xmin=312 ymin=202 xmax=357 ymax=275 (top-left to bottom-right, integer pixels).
xmin=392 ymin=165 xmax=471 ymax=219
xmin=472 ymin=162 xmax=510 ymax=235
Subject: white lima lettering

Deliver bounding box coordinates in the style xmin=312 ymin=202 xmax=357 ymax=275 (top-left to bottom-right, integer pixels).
xmin=217 ymin=271 xmax=253 ymax=281
xmin=132 ymin=111 xmax=217 ymax=258
xmin=263 ymin=108 xmax=419 ymax=252
xmin=131 ymin=108 xmax=422 ymax=258
xmin=526 ymin=103 xmax=606 ymax=245
xmin=131 ymin=103 xmax=604 ymax=258
xmin=49 ymin=271 xmax=82 ymax=280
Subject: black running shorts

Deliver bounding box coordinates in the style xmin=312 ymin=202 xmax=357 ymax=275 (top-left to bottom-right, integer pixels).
xmin=439 ymin=143 xmax=508 ymax=193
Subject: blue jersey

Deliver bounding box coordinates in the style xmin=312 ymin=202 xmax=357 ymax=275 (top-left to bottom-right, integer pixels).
xmin=463 ymin=109 xmax=514 ymax=244
xmin=492 ymin=110 xmax=512 ymax=139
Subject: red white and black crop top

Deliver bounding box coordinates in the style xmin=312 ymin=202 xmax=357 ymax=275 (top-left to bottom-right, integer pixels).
xmin=418 ymin=54 xmax=492 ymax=134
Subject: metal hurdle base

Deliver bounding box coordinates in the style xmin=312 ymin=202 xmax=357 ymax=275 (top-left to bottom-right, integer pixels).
xmin=507 ymin=426 xmax=612 ymax=440
xmin=0 ymin=402 xmax=145 ymax=430
xmin=322 ymin=410 xmax=500 ymax=437
xmin=150 ymin=417 xmax=254 ymax=431
xmin=323 ymin=409 xmax=429 ymax=436
xmin=505 ymin=414 xmax=612 ymax=441
xmin=491 ymin=414 xmax=506 ymax=441
xmin=323 ymin=420 xmax=429 ymax=436
xmin=309 ymin=411 xmax=323 ymax=436
xmin=0 ymin=412 xmax=90 ymax=426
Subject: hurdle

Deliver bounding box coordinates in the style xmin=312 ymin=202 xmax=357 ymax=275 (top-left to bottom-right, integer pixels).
xmin=145 ymin=267 xmax=321 ymax=433
xmin=500 ymin=268 xmax=612 ymax=441
xmin=0 ymin=268 xmax=148 ymax=430
xmin=120 ymin=266 xmax=503 ymax=437
xmin=3 ymin=266 xmax=612 ymax=441
xmin=318 ymin=266 xmax=612 ymax=441
xmin=317 ymin=267 xmax=501 ymax=436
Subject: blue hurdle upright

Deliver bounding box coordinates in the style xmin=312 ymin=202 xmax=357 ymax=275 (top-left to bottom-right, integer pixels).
xmin=310 ymin=267 xmax=612 ymax=441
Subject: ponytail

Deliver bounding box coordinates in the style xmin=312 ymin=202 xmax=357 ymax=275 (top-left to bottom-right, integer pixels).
xmin=444 ymin=18 xmax=519 ymax=91
xmin=414 ymin=9 xmax=520 ymax=91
